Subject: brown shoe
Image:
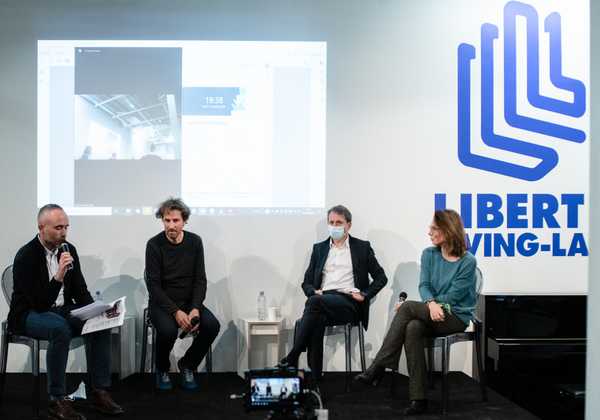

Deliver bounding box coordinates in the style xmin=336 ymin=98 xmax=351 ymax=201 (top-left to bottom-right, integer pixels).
xmin=48 ymin=399 xmax=86 ymax=420
xmin=90 ymin=389 xmax=124 ymax=416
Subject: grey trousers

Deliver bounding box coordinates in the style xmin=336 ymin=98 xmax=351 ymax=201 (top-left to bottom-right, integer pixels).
xmin=370 ymin=300 xmax=466 ymax=400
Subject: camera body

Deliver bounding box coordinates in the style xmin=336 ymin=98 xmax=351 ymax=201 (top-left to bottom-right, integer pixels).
xmin=244 ymin=367 xmax=305 ymax=412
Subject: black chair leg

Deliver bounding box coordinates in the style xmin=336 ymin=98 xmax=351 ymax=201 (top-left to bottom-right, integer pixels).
xmin=150 ymin=326 xmax=157 ymax=374
xmin=0 ymin=324 xmax=9 ymax=406
xmin=140 ymin=312 xmax=149 ymax=374
xmin=206 ymin=345 xmax=213 ymax=373
xmin=441 ymin=339 xmax=450 ymax=417
xmin=427 ymin=345 xmax=435 ymax=389
xmin=475 ymin=328 xmax=488 ymax=402
xmin=357 ymin=323 xmax=366 ymax=372
xmin=293 ymin=320 xmax=300 ymax=346
xmin=32 ymin=340 xmax=40 ymax=419
xmin=389 ymin=369 xmax=397 ymax=397
xmin=344 ymin=324 xmax=351 ymax=392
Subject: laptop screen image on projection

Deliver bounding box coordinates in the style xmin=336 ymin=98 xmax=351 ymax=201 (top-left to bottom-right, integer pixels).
xmin=37 ymin=40 xmax=327 ymax=216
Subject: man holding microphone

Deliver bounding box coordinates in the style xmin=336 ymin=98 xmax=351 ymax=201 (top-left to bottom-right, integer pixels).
xmin=7 ymin=204 xmax=123 ymax=420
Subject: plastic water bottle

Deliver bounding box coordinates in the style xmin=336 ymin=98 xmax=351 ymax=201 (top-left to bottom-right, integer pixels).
xmin=95 ymin=290 xmax=103 ymax=302
xmin=257 ymin=291 xmax=266 ymax=320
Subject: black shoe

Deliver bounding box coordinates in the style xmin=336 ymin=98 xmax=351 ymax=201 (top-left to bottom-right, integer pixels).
xmin=402 ymin=399 xmax=428 ymax=416
xmin=277 ymin=356 xmax=298 ymax=370
xmin=353 ymin=365 xmax=385 ymax=387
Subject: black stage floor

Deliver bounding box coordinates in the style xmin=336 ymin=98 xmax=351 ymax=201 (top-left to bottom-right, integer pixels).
xmin=0 ymin=371 xmax=539 ymax=420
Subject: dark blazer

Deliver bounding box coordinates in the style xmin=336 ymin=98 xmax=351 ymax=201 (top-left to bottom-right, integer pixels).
xmin=7 ymin=236 xmax=94 ymax=334
xmin=301 ymin=235 xmax=388 ymax=330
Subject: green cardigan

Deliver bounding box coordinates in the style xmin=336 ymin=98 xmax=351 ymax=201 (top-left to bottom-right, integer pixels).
xmin=418 ymin=246 xmax=477 ymax=325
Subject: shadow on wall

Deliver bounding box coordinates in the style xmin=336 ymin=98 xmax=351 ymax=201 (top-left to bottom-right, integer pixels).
xmin=200 ymin=238 xmax=231 ymax=371
xmin=386 ymin=262 xmax=421 ymax=331
xmin=204 ymin=275 xmax=235 ymax=372
xmin=229 ymin=256 xmax=286 ymax=319
xmin=278 ymin=237 xmax=313 ymax=356
xmin=363 ymin=229 xmax=420 ymax=367
xmin=70 ymin=255 xmax=146 ymax=374
xmin=277 ymin=218 xmax=328 ymax=364
xmin=228 ymin=255 xmax=286 ymax=369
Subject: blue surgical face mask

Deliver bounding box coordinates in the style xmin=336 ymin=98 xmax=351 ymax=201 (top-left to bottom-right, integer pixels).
xmin=328 ymin=225 xmax=346 ymax=241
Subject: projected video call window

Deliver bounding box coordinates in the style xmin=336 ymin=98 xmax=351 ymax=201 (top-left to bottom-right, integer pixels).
xmin=37 ymin=40 xmax=326 ymax=216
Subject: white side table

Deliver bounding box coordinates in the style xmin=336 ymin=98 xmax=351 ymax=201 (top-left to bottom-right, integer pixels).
xmin=237 ymin=318 xmax=283 ymax=379
xmin=111 ymin=315 xmax=135 ymax=379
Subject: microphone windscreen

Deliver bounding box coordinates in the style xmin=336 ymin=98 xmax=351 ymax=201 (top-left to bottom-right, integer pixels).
xmin=59 ymin=243 xmax=74 ymax=270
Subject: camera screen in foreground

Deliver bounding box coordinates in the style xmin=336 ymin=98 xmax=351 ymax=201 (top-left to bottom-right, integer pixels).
xmin=250 ymin=377 xmax=301 ymax=407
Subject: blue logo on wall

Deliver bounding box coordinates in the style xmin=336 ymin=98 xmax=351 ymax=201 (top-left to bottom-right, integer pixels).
xmin=457 ymin=1 xmax=586 ymax=181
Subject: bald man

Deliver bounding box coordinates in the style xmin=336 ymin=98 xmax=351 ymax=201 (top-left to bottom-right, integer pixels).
xmin=7 ymin=204 xmax=123 ymax=420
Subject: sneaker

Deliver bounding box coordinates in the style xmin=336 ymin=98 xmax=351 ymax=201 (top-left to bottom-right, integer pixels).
xmin=155 ymin=371 xmax=173 ymax=391
xmin=177 ymin=359 xmax=198 ymax=390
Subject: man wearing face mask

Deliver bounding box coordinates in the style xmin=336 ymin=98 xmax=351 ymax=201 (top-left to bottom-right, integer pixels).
xmin=279 ymin=205 xmax=388 ymax=381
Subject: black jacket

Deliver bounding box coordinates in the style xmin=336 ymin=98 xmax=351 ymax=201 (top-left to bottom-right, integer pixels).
xmin=7 ymin=236 xmax=93 ymax=334
xmin=301 ymin=235 xmax=388 ymax=330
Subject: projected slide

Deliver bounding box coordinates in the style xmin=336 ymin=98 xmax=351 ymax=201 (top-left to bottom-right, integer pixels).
xmin=37 ymin=40 xmax=326 ymax=216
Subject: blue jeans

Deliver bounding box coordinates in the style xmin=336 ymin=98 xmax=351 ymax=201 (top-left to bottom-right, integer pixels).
xmin=24 ymin=307 xmax=112 ymax=398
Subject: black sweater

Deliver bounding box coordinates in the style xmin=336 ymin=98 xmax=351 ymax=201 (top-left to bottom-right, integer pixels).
xmin=145 ymin=231 xmax=207 ymax=314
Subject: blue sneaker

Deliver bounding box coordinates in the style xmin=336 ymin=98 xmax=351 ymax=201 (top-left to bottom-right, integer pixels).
xmin=155 ymin=371 xmax=172 ymax=390
xmin=178 ymin=359 xmax=198 ymax=390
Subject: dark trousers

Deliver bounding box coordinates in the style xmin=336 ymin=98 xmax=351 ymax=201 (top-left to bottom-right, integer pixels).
xmin=369 ymin=300 xmax=466 ymax=400
xmin=24 ymin=306 xmax=111 ymax=398
xmin=150 ymin=304 xmax=220 ymax=372
xmin=287 ymin=292 xmax=360 ymax=378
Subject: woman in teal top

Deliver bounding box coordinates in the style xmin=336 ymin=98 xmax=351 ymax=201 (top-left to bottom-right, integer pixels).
xmin=354 ymin=209 xmax=477 ymax=416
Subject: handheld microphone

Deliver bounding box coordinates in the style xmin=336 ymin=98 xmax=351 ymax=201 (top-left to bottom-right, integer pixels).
xmin=394 ymin=292 xmax=407 ymax=312
xmin=59 ymin=243 xmax=74 ymax=271
xmin=179 ymin=316 xmax=200 ymax=339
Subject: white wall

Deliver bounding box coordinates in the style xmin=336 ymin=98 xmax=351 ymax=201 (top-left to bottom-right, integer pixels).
xmin=0 ymin=0 xmax=434 ymax=375
xmin=0 ymin=0 xmax=590 ymax=380
xmin=586 ymin=0 xmax=598 ymax=418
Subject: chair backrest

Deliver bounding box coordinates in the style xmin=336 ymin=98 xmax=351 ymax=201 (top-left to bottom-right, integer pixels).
xmin=143 ymin=269 xmax=151 ymax=302
xmin=472 ymin=267 xmax=484 ymax=321
xmin=1 ymin=264 xmax=14 ymax=304
xmin=475 ymin=267 xmax=484 ymax=297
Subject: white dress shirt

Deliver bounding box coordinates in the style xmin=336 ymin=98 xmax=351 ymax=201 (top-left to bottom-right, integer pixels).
xmin=38 ymin=236 xmax=64 ymax=307
xmin=321 ymin=236 xmax=356 ymax=292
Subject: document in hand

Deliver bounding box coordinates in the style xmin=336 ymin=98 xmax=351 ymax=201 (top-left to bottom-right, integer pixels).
xmin=80 ymin=296 xmax=127 ymax=335
xmin=70 ymin=301 xmax=113 ymax=321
